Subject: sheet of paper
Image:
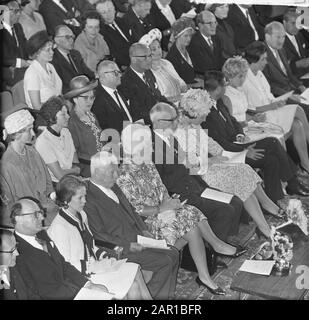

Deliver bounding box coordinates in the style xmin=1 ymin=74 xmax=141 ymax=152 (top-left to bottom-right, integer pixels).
xmin=74 ymin=287 xmax=114 ymax=300
xmin=137 ymin=235 xmax=169 ymax=249
xmin=201 ymin=188 xmax=233 ymax=204
xmin=239 ymin=260 xmax=275 ymax=276
xmin=93 ymin=258 xmax=128 ymax=274
xmin=273 ymin=90 xmax=294 ymax=102
xmin=222 ymin=150 xmax=247 ymax=164
xmin=157 ymin=210 xmax=176 ymax=224
xmin=300 ymin=88 xmax=309 ymax=104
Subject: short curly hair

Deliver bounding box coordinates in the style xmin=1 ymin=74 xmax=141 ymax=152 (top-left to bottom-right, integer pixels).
xmin=222 ymin=56 xmax=249 ymax=80
xmin=179 ymin=89 xmax=213 ymax=119
xmin=81 ymin=10 xmax=102 ymax=30
xmin=40 ymin=96 xmax=68 ymax=126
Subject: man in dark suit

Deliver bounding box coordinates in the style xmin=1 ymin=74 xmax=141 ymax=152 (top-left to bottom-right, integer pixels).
xmin=93 ymin=60 xmax=133 ymax=133
xmin=203 ymin=70 xmax=308 ymax=202
xmin=39 ymin=0 xmax=81 ymax=36
xmin=283 ymin=10 xmax=309 ymax=80
xmin=84 ymin=151 xmax=179 ymax=300
xmin=188 ymin=10 xmax=224 ymax=76
xmin=0 ymin=0 xmax=29 ymax=93
xmin=226 ymin=4 xmax=263 ymax=52
xmin=11 ymin=197 xmax=111 ymax=299
xmin=149 ymin=102 xmax=243 ymax=242
xmin=96 ymin=0 xmax=133 ymax=69
xmin=121 ymin=0 xmax=153 ymax=42
xmin=120 ymin=43 xmax=169 ymax=124
xmin=52 ymin=25 xmax=94 ymax=93
xmin=170 ymin=0 xmax=193 ymax=19
xmin=263 ymin=21 xmax=308 ymax=114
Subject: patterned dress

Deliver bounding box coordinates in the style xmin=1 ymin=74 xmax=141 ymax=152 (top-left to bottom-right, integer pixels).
xmin=117 ymin=162 xmax=206 ymax=246
xmin=174 ymin=123 xmax=262 ymax=202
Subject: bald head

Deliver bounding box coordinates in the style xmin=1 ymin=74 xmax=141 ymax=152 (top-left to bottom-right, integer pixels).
xmin=265 ymin=21 xmax=286 ymax=50
xmin=197 ymin=10 xmax=217 ymax=37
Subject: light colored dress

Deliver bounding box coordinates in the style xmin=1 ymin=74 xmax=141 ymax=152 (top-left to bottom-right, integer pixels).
xmin=241 ymin=69 xmax=297 ymax=134
xmin=174 ymin=122 xmax=262 ymax=202
xmin=19 ymin=11 xmax=46 ymax=39
xmin=74 ymin=30 xmax=110 ymax=72
xmin=117 ymin=161 xmax=206 ymax=246
xmin=151 ymin=59 xmax=187 ymax=101
xmin=48 ymin=208 xmax=139 ymax=300
xmin=23 ymin=60 xmax=62 ymax=109
xmin=35 ymin=128 xmax=76 ymax=182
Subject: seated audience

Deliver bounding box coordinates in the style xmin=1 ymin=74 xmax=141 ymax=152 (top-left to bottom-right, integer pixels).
xmin=52 ymin=25 xmax=95 ymax=94
xmin=1 ymin=0 xmax=29 ymax=103
xmin=226 ymin=4 xmax=262 ymax=52
xmin=188 ymin=10 xmax=224 ymax=76
xmin=120 ymin=43 xmax=169 ymax=124
xmin=97 ymin=0 xmax=133 ymax=70
xmin=19 ymin=0 xmax=47 ymax=40
xmin=283 ymin=9 xmax=309 ymax=80
xmin=35 ymin=96 xmax=81 ymax=183
xmin=148 ymin=0 xmax=176 ymax=52
xmin=11 ymin=197 xmax=111 ymax=299
xmin=92 ymin=60 xmax=133 ymax=133
xmin=150 ymin=102 xmax=243 ymax=242
xmin=203 ymin=71 xmax=309 ymax=203
xmin=166 ymin=17 xmax=202 ymax=87
xmin=139 ymin=28 xmax=187 ymax=102
xmin=175 ymin=89 xmax=283 ymax=239
xmin=1 ymin=109 xmax=58 ymax=225
xmin=118 ymin=123 xmax=247 ymax=295
xmin=208 ymin=3 xmax=237 ymax=59
xmin=74 ymin=10 xmax=110 ymax=73
xmin=39 ymin=0 xmax=81 ymax=36
xmin=84 ymin=151 xmax=180 ymax=300
xmin=48 ymin=174 xmax=152 ymax=300
xmin=24 ymin=31 xmax=62 ymax=109
xmin=223 ymin=55 xmax=309 ymax=176
xmin=262 ymin=21 xmax=309 ymax=113
xmin=0 ymin=228 xmax=32 ymax=300
xmin=121 ymin=0 xmax=153 ymax=42
xmin=65 ymin=76 xmax=103 ymax=178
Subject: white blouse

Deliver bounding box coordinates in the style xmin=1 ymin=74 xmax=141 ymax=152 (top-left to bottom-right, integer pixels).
xmin=24 ymin=60 xmax=62 ymax=109
xmin=224 ymin=85 xmax=248 ymax=122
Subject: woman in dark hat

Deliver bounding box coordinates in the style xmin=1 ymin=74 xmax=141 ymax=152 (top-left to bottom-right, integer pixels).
xmin=65 ymin=75 xmax=105 ymax=177
xmin=23 ymin=30 xmax=62 ymax=109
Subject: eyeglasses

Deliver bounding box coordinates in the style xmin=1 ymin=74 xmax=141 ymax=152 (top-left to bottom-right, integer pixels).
xmin=56 ymin=35 xmax=76 ymax=41
xmin=104 ymin=70 xmax=122 ymax=76
xmin=0 ymin=247 xmax=17 ymax=254
xmin=78 ymin=94 xmax=95 ymax=101
xmin=132 ymin=54 xmax=152 ymax=59
xmin=202 ymin=21 xmax=218 ymax=26
xmin=15 ymin=209 xmax=46 ymax=219
xmin=159 ymin=116 xmax=178 ymax=122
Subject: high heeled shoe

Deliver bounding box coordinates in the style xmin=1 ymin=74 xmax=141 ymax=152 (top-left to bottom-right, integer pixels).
xmin=215 ymin=245 xmax=247 ymax=259
xmin=255 ymin=227 xmax=270 ymax=241
xmin=195 ymin=277 xmax=226 ymax=295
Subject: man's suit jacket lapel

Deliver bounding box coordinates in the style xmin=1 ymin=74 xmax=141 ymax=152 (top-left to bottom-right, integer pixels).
xmin=285 ymin=36 xmax=301 ymax=59
xmin=54 ymin=48 xmax=77 ymax=74
xmin=266 ymin=45 xmax=287 ymax=77
xmin=128 ymin=67 xmax=149 ymax=91
xmin=197 ymin=31 xmax=214 ymax=58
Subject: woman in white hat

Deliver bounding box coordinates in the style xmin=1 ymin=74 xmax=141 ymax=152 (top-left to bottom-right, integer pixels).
xmin=1 ymin=109 xmax=58 ymax=226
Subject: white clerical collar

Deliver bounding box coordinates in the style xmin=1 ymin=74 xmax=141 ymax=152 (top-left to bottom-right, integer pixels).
xmin=15 ymin=231 xmax=43 ymax=250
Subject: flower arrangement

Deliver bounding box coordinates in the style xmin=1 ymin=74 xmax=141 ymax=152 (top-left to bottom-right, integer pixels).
xmin=285 ymin=199 xmax=308 ymax=235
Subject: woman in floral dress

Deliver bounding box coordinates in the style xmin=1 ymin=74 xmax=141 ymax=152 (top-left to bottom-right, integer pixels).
xmin=117 ymin=124 xmax=244 ymax=295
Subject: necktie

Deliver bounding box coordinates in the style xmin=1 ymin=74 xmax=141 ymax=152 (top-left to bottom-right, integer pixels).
xmin=274 ymin=50 xmax=287 ymax=75
xmin=143 ymin=73 xmax=151 ymax=87
xmin=12 ymin=26 xmax=19 ymax=47
xmin=111 ymin=22 xmax=129 ymax=42
xmin=208 ymin=37 xmax=214 ymax=51
xmin=35 ymin=235 xmax=49 ymax=254
xmin=67 ymin=53 xmax=79 ymax=73
xmin=113 ymin=90 xmax=123 ymax=110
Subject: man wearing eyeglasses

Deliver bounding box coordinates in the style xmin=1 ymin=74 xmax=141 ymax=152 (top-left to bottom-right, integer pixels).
xmin=11 ymin=197 xmax=112 ymax=299
xmin=0 ymin=0 xmax=29 ymax=102
xmin=52 ymin=25 xmax=94 ymax=93
xmin=120 ymin=43 xmax=169 ymax=124
xmin=93 ymin=60 xmax=133 ymax=133
xmin=188 ymin=10 xmax=224 ymax=76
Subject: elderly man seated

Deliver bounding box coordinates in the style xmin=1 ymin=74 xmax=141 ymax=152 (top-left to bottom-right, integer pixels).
xmin=120 ymin=43 xmax=169 ymax=124
xmin=11 ymin=197 xmax=111 ymax=299
xmin=84 ymin=151 xmax=180 ymax=300
xmin=1 ymin=109 xmax=58 ymax=226
xmin=149 ymin=102 xmax=244 ymax=243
